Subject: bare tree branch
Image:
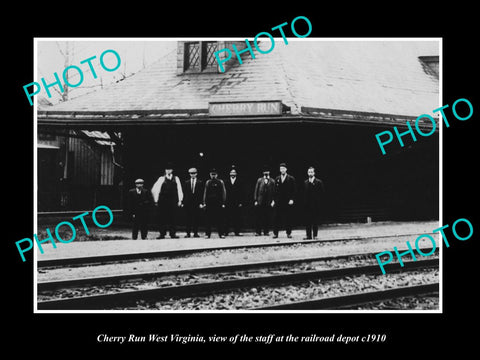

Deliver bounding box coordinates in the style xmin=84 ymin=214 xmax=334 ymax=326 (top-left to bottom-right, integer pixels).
xmin=55 ymin=41 xmax=65 ymax=57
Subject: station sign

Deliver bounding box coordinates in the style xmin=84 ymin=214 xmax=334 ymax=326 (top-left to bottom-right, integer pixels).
xmin=209 ymin=101 xmax=283 ymax=117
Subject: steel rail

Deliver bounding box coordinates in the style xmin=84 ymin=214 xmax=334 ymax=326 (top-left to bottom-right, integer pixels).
xmin=37 ymin=258 xmax=438 ymax=310
xmin=37 ymin=232 xmax=437 ymax=269
xmin=253 ymin=283 xmax=439 ymax=310
xmin=38 ymin=249 xmax=439 ymax=292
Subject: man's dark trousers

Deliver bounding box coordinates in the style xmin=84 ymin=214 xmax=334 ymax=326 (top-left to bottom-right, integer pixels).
xmin=274 ymin=204 xmax=293 ymax=236
xmin=132 ymin=210 xmax=149 ymax=240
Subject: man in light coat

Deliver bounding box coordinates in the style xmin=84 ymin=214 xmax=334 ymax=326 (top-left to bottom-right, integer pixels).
xmin=151 ymin=163 xmax=184 ymax=239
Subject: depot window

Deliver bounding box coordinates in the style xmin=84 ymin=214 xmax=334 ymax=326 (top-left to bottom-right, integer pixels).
xmin=184 ymin=41 xmax=219 ymax=73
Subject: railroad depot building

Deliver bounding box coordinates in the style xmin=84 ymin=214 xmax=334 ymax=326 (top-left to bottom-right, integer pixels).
xmin=37 ymin=39 xmax=440 ymax=225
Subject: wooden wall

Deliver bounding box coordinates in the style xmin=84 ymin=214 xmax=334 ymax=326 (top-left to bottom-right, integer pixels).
xmin=68 ymin=136 xmax=114 ymax=186
xmin=37 ymin=131 xmax=120 ymax=212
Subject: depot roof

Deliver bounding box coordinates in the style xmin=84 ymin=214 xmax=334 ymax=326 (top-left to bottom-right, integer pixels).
xmin=38 ymin=40 xmax=439 ymax=127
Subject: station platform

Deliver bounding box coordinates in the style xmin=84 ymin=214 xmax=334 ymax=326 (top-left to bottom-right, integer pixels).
xmin=34 ymin=221 xmax=439 ymax=261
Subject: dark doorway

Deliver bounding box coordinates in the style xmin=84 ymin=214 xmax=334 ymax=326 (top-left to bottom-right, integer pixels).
xmin=123 ymin=121 xmax=439 ymax=228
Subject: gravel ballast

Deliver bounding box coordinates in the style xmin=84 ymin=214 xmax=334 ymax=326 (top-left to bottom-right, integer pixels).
xmin=38 ymin=235 xmax=439 ymax=282
xmin=120 ymin=268 xmax=440 ymax=310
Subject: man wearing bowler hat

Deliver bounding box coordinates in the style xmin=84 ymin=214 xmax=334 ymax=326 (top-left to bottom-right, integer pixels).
xmin=203 ymin=168 xmax=226 ymax=238
xmin=273 ymin=162 xmax=296 ymax=238
xmin=151 ymin=162 xmax=184 ymax=239
xmin=127 ymin=178 xmax=153 ymax=240
xmin=253 ymin=165 xmax=276 ymax=236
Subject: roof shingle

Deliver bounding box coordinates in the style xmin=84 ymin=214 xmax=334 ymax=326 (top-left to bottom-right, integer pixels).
xmin=40 ymin=40 xmax=439 ymax=118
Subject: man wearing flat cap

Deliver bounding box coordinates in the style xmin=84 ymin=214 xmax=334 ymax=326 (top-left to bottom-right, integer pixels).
xmin=151 ymin=162 xmax=184 ymax=239
xmin=224 ymin=165 xmax=245 ymax=236
xmin=273 ymin=162 xmax=296 ymax=238
xmin=127 ymin=178 xmax=153 ymax=240
xmin=183 ymin=167 xmax=204 ymax=238
xmin=203 ymin=168 xmax=226 ymax=238
xmin=253 ymin=165 xmax=275 ymax=236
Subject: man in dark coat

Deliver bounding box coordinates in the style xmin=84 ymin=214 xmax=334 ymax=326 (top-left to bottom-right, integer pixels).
xmin=224 ymin=166 xmax=244 ymax=236
xmin=273 ymin=162 xmax=296 ymax=238
xmin=303 ymin=166 xmax=325 ymax=239
xmin=151 ymin=163 xmax=184 ymax=239
xmin=183 ymin=167 xmax=204 ymax=238
xmin=253 ymin=165 xmax=276 ymax=236
xmin=203 ymin=168 xmax=226 ymax=238
xmin=127 ymin=178 xmax=153 ymax=240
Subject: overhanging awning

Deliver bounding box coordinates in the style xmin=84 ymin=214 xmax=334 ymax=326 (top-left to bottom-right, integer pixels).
xmin=37 ymin=107 xmax=438 ymax=132
xmin=37 ymin=143 xmax=60 ymax=149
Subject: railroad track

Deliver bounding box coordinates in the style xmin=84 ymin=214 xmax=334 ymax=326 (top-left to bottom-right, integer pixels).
xmin=38 ymin=248 xmax=438 ymax=292
xmin=37 ymin=255 xmax=439 ymax=310
xmin=37 ymin=232 xmax=438 ymax=269
xmin=254 ymin=283 xmax=439 ymax=310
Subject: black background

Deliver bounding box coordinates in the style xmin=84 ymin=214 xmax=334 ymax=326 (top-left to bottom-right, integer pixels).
xmin=6 ymin=4 xmax=478 ymax=356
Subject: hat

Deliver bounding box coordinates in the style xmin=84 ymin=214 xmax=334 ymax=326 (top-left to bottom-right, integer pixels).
xmin=262 ymin=164 xmax=270 ymax=172
xmin=188 ymin=167 xmax=198 ymax=173
xmin=135 ymin=178 xmax=144 ymax=184
xmin=165 ymin=162 xmax=174 ymax=170
xmin=209 ymin=168 xmax=217 ymax=174
xmin=279 ymin=162 xmax=287 ymax=168
xmin=229 ymin=165 xmax=237 ymax=173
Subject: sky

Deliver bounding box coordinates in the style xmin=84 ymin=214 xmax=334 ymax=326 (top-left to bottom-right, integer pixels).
xmin=36 ymin=40 xmax=175 ymax=104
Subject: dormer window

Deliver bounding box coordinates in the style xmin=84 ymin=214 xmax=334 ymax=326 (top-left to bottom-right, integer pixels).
xmin=183 ymin=41 xmax=219 ymax=73
xmin=176 ymin=40 xmax=249 ymax=74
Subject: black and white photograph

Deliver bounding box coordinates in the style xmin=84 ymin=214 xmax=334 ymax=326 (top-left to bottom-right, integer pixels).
xmin=6 ymin=6 xmax=479 ymax=355
xmin=34 ymin=38 xmax=441 ymax=312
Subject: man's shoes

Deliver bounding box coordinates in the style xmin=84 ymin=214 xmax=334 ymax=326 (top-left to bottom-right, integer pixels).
xmin=205 ymin=235 xmax=211 ymax=239
xmin=273 ymin=235 xmax=278 ymax=239
xmin=193 ymin=233 xmax=200 ymax=238
xmin=156 ymin=235 xmax=165 ymax=239
xmin=171 ymin=235 xmax=179 ymax=239
xmin=220 ymin=235 xmax=225 ymax=239
xmin=255 ymin=233 xmax=262 ymax=236
xmin=185 ymin=234 xmax=191 ymax=238
xmin=303 ymin=237 xmax=312 ymax=240
xmin=287 ymin=234 xmax=292 ymax=239
xmin=263 ymin=232 xmax=269 ymax=236
xmin=235 ymin=233 xmax=242 ymax=236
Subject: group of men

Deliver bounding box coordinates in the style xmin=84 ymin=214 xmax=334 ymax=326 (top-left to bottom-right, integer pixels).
xmin=127 ymin=163 xmax=325 ymax=241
